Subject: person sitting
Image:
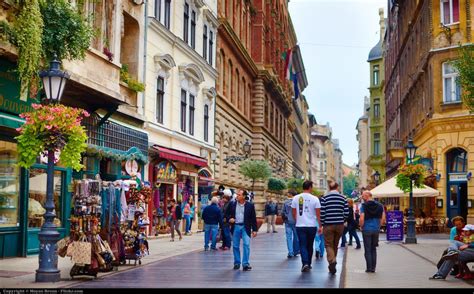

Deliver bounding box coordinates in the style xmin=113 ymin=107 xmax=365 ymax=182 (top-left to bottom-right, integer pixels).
xmin=443 ymin=224 xmax=474 ymax=279
xmin=436 ymin=216 xmax=465 ymax=275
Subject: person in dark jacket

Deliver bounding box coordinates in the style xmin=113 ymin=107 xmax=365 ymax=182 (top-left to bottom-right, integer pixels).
xmin=226 ymin=189 xmax=258 ymax=271
xmin=220 ymin=195 xmax=232 ymax=250
xmin=265 ymin=198 xmax=279 ymax=233
xmin=359 ymin=191 xmax=385 ymax=273
xmin=202 ymin=196 xmax=224 ymax=251
xmin=341 ymin=198 xmax=361 ymax=249
xmin=168 ymin=199 xmax=182 ymax=242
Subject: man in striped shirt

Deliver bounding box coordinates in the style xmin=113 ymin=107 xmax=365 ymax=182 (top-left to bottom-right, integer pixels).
xmin=320 ymin=181 xmax=349 ymax=274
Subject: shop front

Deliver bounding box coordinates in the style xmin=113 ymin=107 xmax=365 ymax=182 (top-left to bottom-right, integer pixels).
xmin=148 ymin=145 xmax=208 ymax=235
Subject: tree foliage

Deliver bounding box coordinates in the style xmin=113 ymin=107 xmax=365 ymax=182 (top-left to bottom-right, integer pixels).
xmin=239 ymin=160 xmax=272 ymax=192
xmin=453 ymin=45 xmax=474 ymax=112
xmin=267 ymin=177 xmax=287 ymax=191
xmin=343 ymin=172 xmax=358 ymax=197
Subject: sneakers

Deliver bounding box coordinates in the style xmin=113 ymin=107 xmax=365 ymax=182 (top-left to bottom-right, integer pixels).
xmin=233 ymin=264 xmax=240 ymax=270
xmin=287 ymin=254 xmax=293 ymax=258
xmin=204 ymin=247 xmax=209 ymax=251
xmin=442 ymin=250 xmax=459 ymax=260
xmin=429 ymin=274 xmax=445 ymax=280
xmin=273 ymin=231 xmax=278 ymax=233
xmin=328 ymin=262 xmax=337 ymax=274
xmin=365 ymin=269 xmax=375 ymax=273
xmin=243 ymin=266 xmax=252 ymax=271
xmin=355 ymin=246 xmax=361 ymax=249
xmin=301 ymin=264 xmax=310 ymax=272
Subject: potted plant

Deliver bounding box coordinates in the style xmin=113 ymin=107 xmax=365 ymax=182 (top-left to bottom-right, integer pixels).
xmin=395 ymin=163 xmax=428 ymax=193
xmin=267 ymin=178 xmax=286 ymax=225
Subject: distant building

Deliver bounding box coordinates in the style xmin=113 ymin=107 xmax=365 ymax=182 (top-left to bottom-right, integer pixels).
xmin=356 ymin=96 xmax=370 ymax=189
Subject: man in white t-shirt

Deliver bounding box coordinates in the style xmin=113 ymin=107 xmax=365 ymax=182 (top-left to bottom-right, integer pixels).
xmin=291 ymin=180 xmax=322 ymax=273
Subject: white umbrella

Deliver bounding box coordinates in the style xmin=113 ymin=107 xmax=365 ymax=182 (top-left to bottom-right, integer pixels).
xmin=370 ymin=176 xmax=440 ymax=198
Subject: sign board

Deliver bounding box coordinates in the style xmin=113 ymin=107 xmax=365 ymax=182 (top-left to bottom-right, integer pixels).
xmin=0 ymin=59 xmax=38 ymax=115
xmin=125 ymin=159 xmax=138 ymax=175
xmin=155 ymin=161 xmax=177 ymax=182
xmin=386 ymin=211 xmax=404 ymax=242
xmin=449 ymin=173 xmax=467 ymax=182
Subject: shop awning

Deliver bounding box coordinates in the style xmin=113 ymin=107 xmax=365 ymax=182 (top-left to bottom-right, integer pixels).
xmin=0 ymin=112 xmax=24 ymax=129
xmin=371 ymin=176 xmax=440 ymax=198
xmin=152 ymin=145 xmax=208 ymax=167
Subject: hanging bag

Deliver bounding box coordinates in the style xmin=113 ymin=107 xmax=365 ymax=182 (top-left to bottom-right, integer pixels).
xmin=71 ymin=235 xmax=92 ymax=265
xmin=57 ymin=236 xmax=70 ymax=258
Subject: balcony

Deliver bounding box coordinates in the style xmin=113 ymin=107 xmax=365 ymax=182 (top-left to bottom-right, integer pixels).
xmin=388 ymin=139 xmax=404 ymax=160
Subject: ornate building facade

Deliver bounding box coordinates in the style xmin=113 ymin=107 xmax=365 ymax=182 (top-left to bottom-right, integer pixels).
xmin=385 ymin=0 xmax=474 ymax=223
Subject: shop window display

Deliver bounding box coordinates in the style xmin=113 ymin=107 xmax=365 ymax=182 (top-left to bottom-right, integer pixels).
xmin=28 ymin=169 xmax=63 ymax=228
xmin=0 ymin=141 xmax=20 ymax=228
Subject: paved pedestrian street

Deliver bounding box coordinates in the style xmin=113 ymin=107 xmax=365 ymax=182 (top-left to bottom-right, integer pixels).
xmin=72 ymin=228 xmax=343 ymax=288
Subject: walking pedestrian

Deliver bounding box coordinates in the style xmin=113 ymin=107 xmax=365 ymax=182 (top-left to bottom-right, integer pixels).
xmin=314 ymin=194 xmax=325 ymax=260
xmin=291 ymin=180 xmax=322 ymax=272
xmin=265 ymin=198 xmax=279 ymax=233
xmin=183 ymin=198 xmax=192 ymax=235
xmin=341 ymin=199 xmax=361 ymax=249
xmin=226 ymin=189 xmax=258 ymax=271
xmin=220 ymin=195 xmax=232 ymax=250
xmin=202 ymin=196 xmax=223 ymax=251
xmin=281 ymin=189 xmax=300 ymax=258
xmin=168 ymin=199 xmax=182 ymax=242
xmin=320 ymin=181 xmax=349 ymax=274
xmin=359 ymin=190 xmax=385 ymax=273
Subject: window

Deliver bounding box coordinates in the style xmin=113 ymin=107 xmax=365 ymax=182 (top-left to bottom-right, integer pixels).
xmin=181 ymin=89 xmax=187 ymax=132
xmin=443 ymin=62 xmax=461 ymax=103
xmin=183 ymin=3 xmax=189 ymax=43
xmin=320 ymin=162 xmax=323 ymax=171
xmin=191 ymin=11 xmax=196 ymax=49
xmin=155 ymin=0 xmax=161 ymax=21
xmin=156 ymin=77 xmax=164 ymax=124
xmin=204 ymin=105 xmax=209 ymax=142
xmin=373 ymin=65 xmax=379 ymax=86
xmin=374 ymin=133 xmax=380 ymax=155
xmin=0 ymin=141 xmax=19 ymax=228
xmin=203 ymin=25 xmax=208 ymax=60
xmin=189 ymin=94 xmax=195 ymax=135
xmin=164 ymin=0 xmax=171 ymax=29
xmin=209 ymin=31 xmax=214 ymax=66
xmin=441 ymin=0 xmax=459 ymax=25
xmin=374 ymin=98 xmax=380 ymax=119
xmin=320 ymin=179 xmax=324 ymax=188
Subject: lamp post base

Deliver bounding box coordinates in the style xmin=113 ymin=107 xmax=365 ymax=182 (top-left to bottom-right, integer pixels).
xmin=35 ymin=270 xmax=60 ymax=283
xmin=404 ymin=236 xmax=417 ymax=244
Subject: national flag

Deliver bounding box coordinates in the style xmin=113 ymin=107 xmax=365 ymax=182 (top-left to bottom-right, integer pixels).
xmin=284 ymin=47 xmax=293 ymax=80
xmin=292 ymin=69 xmax=299 ymax=100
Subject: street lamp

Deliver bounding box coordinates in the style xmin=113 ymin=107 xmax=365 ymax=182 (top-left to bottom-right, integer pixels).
xmin=223 ymin=139 xmax=252 ymax=164
xmin=405 ymin=138 xmax=418 ymax=244
xmin=373 ymin=170 xmax=380 ymax=186
xmin=35 ymin=56 xmax=69 ymax=283
xmin=243 ymin=139 xmax=251 ymax=156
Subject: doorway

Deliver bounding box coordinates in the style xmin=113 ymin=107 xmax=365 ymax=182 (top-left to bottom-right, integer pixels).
xmin=446 ymin=148 xmax=468 ymax=223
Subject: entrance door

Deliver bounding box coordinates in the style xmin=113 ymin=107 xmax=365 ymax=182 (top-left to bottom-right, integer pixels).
xmin=447 ymin=182 xmax=468 ymax=222
xmin=446 ymin=148 xmax=468 ymax=225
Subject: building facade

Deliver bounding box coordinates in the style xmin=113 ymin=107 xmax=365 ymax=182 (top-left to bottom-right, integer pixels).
xmin=385 ymin=0 xmax=474 ymax=223
xmin=0 ymin=0 xmax=149 ymax=257
xmin=215 ymin=0 xmax=307 ymax=216
xmin=356 ymin=96 xmax=371 ymax=189
xmin=144 ymin=0 xmax=218 ymax=231
xmin=367 ymin=8 xmax=387 ymax=184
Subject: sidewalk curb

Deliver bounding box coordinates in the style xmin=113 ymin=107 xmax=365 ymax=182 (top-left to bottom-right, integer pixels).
xmin=339 ymin=247 xmax=348 ymax=289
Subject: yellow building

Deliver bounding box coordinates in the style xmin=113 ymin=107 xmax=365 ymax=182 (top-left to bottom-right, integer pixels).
xmin=385 ymin=0 xmax=474 ymax=223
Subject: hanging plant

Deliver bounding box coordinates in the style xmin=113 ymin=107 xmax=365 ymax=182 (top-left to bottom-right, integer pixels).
xmin=13 ymin=0 xmax=43 ymax=95
xmin=120 ymin=64 xmax=145 ymax=92
xmin=84 ymin=145 xmax=148 ymax=164
xmin=395 ymin=164 xmax=427 ymax=193
xmin=15 ymin=104 xmax=89 ymax=171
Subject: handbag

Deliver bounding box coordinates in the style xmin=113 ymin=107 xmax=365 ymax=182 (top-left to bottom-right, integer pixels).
xmin=71 ymin=235 xmax=92 ymax=265
xmin=57 ymin=237 xmax=70 ymax=258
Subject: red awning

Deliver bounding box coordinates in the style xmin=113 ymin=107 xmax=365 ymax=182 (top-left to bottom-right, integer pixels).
xmin=153 ymin=146 xmax=208 ymax=167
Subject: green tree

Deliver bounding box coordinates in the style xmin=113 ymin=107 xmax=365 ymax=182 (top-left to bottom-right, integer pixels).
xmin=453 ymin=45 xmax=474 ymax=112
xmin=267 ymin=178 xmax=287 ymax=191
xmin=239 ymin=160 xmax=272 ymax=193
xmin=343 ymin=172 xmax=358 ymax=197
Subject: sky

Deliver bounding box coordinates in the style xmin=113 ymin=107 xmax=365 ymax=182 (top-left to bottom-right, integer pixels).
xmin=288 ymin=0 xmax=387 ymax=166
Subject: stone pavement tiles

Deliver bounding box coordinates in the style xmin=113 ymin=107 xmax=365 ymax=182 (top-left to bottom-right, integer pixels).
xmin=0 ymin=232 xmax=203 ymax=289
xmin=343 ymin=233 xmax=474 ymax=288
xmin=74 ymin=227 xmax=345 ymax=288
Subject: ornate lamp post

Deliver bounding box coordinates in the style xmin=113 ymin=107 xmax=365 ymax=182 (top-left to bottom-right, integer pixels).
xmin=405 ymin=138 xmax=418 ymax=244
xmin=373 ymin=170 xmax=381 ymax=186
xmin=223 ymin=139 xmax=252 ymax=164
xmin=35 ymin=56 xmax=70 ymax=282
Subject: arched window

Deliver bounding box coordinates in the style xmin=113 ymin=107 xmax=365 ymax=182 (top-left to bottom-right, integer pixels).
xmin=447 ymin=148 xmax=468 ymax=173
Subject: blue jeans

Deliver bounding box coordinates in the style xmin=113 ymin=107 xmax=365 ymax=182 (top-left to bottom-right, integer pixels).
xmin=314 ymin=232 xmax=325 ymax=256
xmin=341 ymin=225 xmax=361 ymax=247
xmin=285 ymin=223 xmax=300 ymax=256
xmin=296 ymin=227 xmax=317 ymax=266
xmin=448 ymin=240 xmax=465 ymax=252
xmin=233 ymin=225 xmax=251 ymax=266
xmin=184 ymin=215 xmax=191 ymax=233
xmin=204 ymin=224 xmax=219 ymax=249
xmin=362 ymin=231 xmax=379 ymax=271
xmin=222 ymin=225 xmax=232 ymax=248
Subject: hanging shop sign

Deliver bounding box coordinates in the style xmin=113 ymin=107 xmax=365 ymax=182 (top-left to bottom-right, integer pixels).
xmin=449 ymin=173 xmax=468 ymax=182
xmin=0 ymin=59 xmax=37 ymax=115
xmin=155 ymin=161 xmax=177 ymax=182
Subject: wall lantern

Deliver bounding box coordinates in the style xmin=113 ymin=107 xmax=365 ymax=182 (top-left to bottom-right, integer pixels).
xmin=436 ymin=199 xmax=443 ymax=208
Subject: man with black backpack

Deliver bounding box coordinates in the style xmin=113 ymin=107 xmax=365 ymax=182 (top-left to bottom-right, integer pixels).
xmin=359 ymin=190 xmax=385 ymax=273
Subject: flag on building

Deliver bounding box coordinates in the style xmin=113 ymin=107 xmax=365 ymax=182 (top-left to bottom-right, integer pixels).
xmin=283 ymin=46 xmax=300 ymax=100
